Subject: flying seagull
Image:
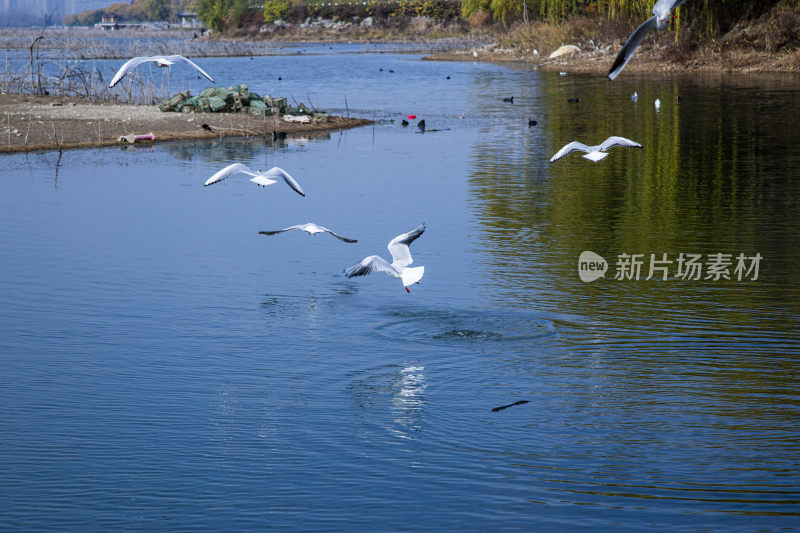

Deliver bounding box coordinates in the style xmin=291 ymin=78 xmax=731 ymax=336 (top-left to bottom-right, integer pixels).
xmin=550 ymin=136 xmax=642 ymax=163
xmin=109 ymin=55 xmax=214 ymax=88
xmin=345 ymin=224 xmax=425 ymax=293
xmin=607 ymin=0 xmax=687 ymax=80
xmin=259 ymin=223 xmax=357 ymax=243
xmin=203 ymin=163 xmax=305 ymax=196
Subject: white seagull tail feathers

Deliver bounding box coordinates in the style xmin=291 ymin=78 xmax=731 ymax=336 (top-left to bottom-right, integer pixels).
xmin=583 ymin=151 xmax=609 ymax=162
xmin=607 ymin=0 xmax=687 ymax=81
xmin=401 ymin=266 xmax=425 ymax=287
xmin=109 ymin=55 xmax=214 ymax=88
xmin=203 ymin=163 xmax=305 ymax=197
xmin=344 ymin=223 xmax=426 ymax=292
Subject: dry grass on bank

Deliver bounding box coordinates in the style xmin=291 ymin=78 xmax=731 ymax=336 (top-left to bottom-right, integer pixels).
xmin=477 ymin=3 xmax=800 ymax=74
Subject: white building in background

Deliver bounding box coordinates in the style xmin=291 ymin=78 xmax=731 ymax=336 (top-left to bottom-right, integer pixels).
xmin=0 ymin=0 xmax=109 ymax=26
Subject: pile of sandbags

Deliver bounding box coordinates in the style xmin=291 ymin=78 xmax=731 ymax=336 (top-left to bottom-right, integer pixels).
xmin=158 ymin=84 xmax=327 ymax=121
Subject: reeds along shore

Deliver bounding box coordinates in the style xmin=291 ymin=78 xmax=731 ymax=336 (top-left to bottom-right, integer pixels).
xmin=0 ymin=27 xmax=488 ymax=104
xmin=0 ymin=28 xmax=278 ymax=104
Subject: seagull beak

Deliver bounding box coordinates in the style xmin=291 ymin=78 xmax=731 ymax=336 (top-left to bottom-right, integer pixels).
xmin=405 ymin=286 xmax=410 ymax=293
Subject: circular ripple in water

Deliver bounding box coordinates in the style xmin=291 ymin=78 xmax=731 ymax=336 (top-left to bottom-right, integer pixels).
xmin=374 ymin=308 xmax=557 ymax=346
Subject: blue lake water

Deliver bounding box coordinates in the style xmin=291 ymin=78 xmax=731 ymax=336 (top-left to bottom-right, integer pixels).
xmin=1 ymin=50 xmax=800 ymax=531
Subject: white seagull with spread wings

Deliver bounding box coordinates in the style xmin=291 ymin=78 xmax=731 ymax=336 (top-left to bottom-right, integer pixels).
xmin=204 ymin=163 xmax=305 ymax=197
xmin=607 ymin=0 xmax=687 ymax=81
xmin=109 ymin=55 xmax=214 ymax=88
xmin=550 ymin=136 xmax=642 ymax=163
xmin=345 ymin=224 xmax=426 ymax=293
xmin=259 ymin=223 xmax=357 ymax=242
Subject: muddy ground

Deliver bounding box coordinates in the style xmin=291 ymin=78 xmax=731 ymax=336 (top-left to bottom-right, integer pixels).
xmin=0 ymin=93 xmax=370 ymax=153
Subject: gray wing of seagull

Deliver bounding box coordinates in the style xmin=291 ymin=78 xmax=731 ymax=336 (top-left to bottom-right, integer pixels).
xmin=109 ymin=56 xmax=157 ymax=87
xmin=598 ymin=136 xmax=643 ymax=151
xmin=345 ymin=255 xmax=399 ymax=278
xmin=608 ymin=0 xmax=687 ymax=80
xmin=163 ymin=55 xmax=214 ymax=83
xmin=262 ymin=167 xmax=305 ymax=197
xmin=204 ymin=163 xmax=260 ymax=186
xmin=549 ymin=141 xmax=593 ymax=163
xmin=258 ymin=225 xmax=301 ymax=236
xmin=387 ymin=223 xmax=426 ymax=268
xmin=607 ymin=17 xmax=658 ymax=81
xmin=317 ymin=226 xmax=358 ymax=242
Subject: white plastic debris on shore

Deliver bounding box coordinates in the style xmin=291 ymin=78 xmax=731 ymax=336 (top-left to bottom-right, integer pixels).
xmin=549 ymin=44 xmax=580 ymax=59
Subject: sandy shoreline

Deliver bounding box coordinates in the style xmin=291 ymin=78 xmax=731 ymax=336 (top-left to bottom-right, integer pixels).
xmin=0 ymin=94 xmax=370 ymax=154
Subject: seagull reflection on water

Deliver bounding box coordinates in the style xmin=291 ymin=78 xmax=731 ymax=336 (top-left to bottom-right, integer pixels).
xmin=391 ymin=365 xmax=427 ymax=439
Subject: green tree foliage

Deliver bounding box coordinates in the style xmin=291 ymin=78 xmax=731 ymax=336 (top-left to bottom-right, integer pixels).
xmin=64 ymin=9 xmax=105 ymax=25
xmin=464 ymin=0 xmax=782 ymax=34
xmin=263 ymin=0 xmax=290 ymax=23
xmin=143 ymin=0 xmax=172 ymax=21
xmin=461 ymin=0 xmax=520 ymax=24
xmin=196 ymin=0 xmax=251 ymax=30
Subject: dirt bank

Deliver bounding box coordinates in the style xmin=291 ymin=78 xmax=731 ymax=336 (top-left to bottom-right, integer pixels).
xmin=424 ymin=41 xmax=800 ymax=76
xmin=423 ymin=4 xmax=800 ymax=76
xmin=0 ymin=94 xmax=370 ymax=154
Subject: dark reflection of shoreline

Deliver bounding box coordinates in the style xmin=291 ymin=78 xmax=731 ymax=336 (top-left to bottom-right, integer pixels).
xmin=159 ymin=131 xmax=332 ymax=164
xmin=465 ymin=73 xmax=800 ymax=329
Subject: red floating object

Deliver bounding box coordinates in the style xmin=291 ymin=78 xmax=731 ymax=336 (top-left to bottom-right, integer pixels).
xmin=407 ymin=114 xmax=416 ymax=119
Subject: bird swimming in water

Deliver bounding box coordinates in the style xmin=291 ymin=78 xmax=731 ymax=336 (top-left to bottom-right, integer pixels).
xmin=401 ymin=119 xmax=409 ymax=127
xmin=528 ymin=118 xmax=538 ymax=127
xmin=568 ymin=97 xmax=580 ymax=103
xmin=607 ymin=0 xmax=687 ymax=80
xmin=417 ymin=119 xmax=426 ymax=132
xmin=631 ymin=92 xmax=639 ymax=102
xmin=655 ymin=98 xmax=661 ymax=110
xmin=502 ymin=96 xmax=514 ymax=103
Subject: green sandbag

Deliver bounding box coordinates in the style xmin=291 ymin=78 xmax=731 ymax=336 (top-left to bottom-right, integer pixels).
xmin=208 ymin=96 xmax=227 ymax=112
xmin=158 ymin=90 xmax=190 ymax=112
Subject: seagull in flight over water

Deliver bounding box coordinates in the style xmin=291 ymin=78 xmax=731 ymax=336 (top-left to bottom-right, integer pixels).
xmin=607 ymin=0 xmax=687 ymax=80
xmin=550 ymin=136 xmax=642 ymax=163
xmin=259 ymin=223 xmax=357 ymax=242
xmin=109 ymin=55 xmax=214 ymax=88
xmin=204 ymin=163 xmax=305 ymax=196
xmin=345 ymin=224 xmax=426 ymax=293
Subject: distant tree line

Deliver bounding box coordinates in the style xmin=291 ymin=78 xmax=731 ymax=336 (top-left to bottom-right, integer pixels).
xmin=64 ymin=0 xmax=194 ymax=26
xmin=64 ymin=0 xmax=788 ymax=38
xmin=462 ymin=0 xmax=785 ymax=34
